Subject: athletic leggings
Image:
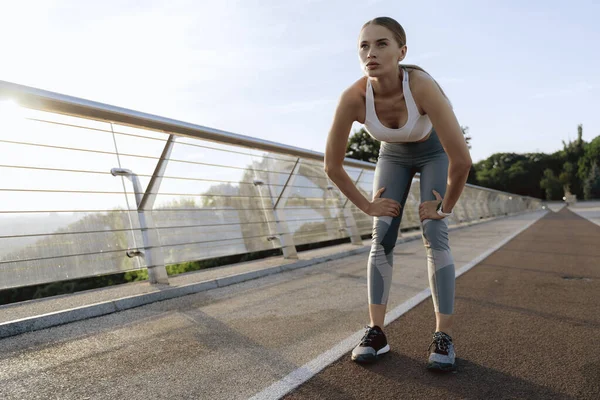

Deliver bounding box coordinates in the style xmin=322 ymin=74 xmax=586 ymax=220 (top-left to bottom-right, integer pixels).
xmin=368 ymin=129 xmax=455 ymax=315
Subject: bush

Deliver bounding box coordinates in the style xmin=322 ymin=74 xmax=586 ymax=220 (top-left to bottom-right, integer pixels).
xmin=583 ymin=163 xmax=600 ymax=200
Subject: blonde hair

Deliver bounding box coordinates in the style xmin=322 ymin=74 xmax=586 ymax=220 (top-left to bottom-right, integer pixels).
xmin=362 ymin=17 xmax=451 ymax=103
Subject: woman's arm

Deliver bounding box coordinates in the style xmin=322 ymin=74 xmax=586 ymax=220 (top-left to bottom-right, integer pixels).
xmin=413 ymin=71 xmax=473 ymax=213
xmin=324 ymin=87 xmax=400 ymax=217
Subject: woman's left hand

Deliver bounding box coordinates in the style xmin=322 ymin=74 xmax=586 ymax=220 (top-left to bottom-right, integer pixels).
xmin=419 ymin=190 xmax=445 ymax=222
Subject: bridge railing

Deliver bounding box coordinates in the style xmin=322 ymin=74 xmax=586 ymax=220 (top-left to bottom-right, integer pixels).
xmin=0 ymin=80 xmax=543 ymax=291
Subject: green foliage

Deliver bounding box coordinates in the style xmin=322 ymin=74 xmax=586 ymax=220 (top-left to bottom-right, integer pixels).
xmin=473 ymin=124 xmax=600 ymax=200
xmin=578 ymin=136 xmax=600 ymax=183
xmin=474 ymin=153 xmax=552 ymax=198
xmin=166 ymin=260 xmax=211 ymax=275
xmin=559 ymin=161 xmax=575 ymax=193
xmin=583 ymin=163 xmax=600 ymax=200
xmin=345 ymin=127 xmax=380 ymax=163
xmin=460 ymin=126 xmax=476 ymax=184
xmin=556 ymin=123 xmax=587 ymax=198
xmin=461 ymin=126 xmax=472 ymax=150
xmin=124 ymin=269 xmax=148 ymax=282
xmin=539 ymin=168 xmax=563 ymax=200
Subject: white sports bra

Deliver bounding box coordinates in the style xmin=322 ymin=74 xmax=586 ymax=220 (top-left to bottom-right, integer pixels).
xmin=364 ymin=67 xmax=433 ymax=143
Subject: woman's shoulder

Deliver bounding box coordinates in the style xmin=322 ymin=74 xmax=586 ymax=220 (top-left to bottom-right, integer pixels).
xmin=405 ymin=67 xmax=436 ymax=90
xmin=404 ymin=67 xmax=452 ymax=110
xmin=330 ymin=77 xmax=367 ymax=124
xmin=338 ymin=77 xmax=367 ymax=108
xmin=342 ymin=77 xmax=368 ymax=104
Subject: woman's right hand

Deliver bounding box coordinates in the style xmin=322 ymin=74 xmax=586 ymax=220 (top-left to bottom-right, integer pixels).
xmin=367 ymin=187 xmax=401 ymax=217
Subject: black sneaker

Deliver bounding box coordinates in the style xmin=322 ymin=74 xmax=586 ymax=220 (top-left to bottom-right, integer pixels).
xmin=351 ymin=325 xmax=390 ymax=363
xmin=427 ymin=331 xmax=456 ymax=371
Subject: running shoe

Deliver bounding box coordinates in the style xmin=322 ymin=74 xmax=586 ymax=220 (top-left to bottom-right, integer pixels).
xmin=427 ymin=331 xmax=456 ymax=371
xmin=351 ymin=325 xmax=390 ymax=363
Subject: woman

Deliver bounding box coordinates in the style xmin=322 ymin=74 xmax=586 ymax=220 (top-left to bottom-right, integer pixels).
xmin=324 ymin=17 xmax=472 ymax=371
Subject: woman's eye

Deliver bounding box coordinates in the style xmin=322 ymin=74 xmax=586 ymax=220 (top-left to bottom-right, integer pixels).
xmin=378 ymin=42 xmax=387 ymax=47
xmin=360 ymin=44 xmax=368 ymax=50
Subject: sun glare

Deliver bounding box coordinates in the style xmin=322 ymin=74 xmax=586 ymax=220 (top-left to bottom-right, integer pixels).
xmin=0 ymin=100 xmax=26 ymax=135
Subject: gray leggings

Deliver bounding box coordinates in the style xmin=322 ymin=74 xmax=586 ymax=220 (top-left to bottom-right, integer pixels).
xmin=368 ymin=129 xmax=455 ymax=315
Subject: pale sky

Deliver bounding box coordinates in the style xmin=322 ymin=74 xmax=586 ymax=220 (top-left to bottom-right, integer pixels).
xmin=1 ymin=0 xmax=599 ymax=164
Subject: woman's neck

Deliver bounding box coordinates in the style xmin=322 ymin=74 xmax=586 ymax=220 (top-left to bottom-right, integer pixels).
xmin=370 ymin=67 xmax=403 ymax=97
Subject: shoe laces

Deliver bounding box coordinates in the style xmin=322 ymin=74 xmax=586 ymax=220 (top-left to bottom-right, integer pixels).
xmin=428 ymin=331 xmax=452 ymax=354
xmin=359 ymin=326 xmax=380 ymax=346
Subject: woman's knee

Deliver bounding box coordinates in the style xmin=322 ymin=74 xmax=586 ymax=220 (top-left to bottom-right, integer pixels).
xmin=372 ymin=216 xmax=401 ymax=253
xmin=421 ymin=219 xmax=449 ymax=250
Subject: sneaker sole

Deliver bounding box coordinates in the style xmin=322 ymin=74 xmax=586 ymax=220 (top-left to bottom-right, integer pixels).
xmin=351 ymin=344 xmax=390 ymax=363
xmin=426 ymin=360 xmax=456 ymax=372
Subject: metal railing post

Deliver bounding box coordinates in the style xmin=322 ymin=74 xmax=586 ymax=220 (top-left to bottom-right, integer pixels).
xmin=268 ymin=158 xmax=300 ymax=259
xmin=254 ymin=179 xmax=298 ymax=259
xmin=111 ymin=164 xmax=170 ymax=285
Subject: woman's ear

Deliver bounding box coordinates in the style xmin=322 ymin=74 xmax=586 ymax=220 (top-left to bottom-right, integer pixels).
xmin=399 ymin=45 xmax=407 ymax=62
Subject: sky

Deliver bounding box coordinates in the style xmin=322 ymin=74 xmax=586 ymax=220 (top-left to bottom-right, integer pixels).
xmin=1 ymin=0 xmax=599 ymax=163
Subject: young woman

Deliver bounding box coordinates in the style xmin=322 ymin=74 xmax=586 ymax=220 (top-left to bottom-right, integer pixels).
xmin=324 ymin=17 xmax=472 ymax=371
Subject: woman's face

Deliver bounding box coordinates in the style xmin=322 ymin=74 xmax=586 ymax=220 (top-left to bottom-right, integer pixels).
xmin=358 ymin=24 xmax=406 ymax=77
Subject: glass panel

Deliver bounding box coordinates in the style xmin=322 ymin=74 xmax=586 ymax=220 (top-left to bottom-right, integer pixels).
xmin=2 ymin=191 xmax=131 ymax=213
xmin=163 ymin=237 xmax=276 ymax=265
xmin=151 ymin=198 xmax=277 ymax=265
xmin=0 ymin=103 xmax=542 ymax=292
xmin=0 ymin=250 xmax=139 ymax=291
xmin=0 ymin=210 xmax=139 ymax=290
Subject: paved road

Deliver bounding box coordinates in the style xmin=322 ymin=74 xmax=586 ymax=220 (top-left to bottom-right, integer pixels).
xmin=283 ymin=207 xmax=600 ymax=400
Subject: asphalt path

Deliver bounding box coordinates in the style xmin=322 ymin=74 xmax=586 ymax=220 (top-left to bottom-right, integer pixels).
xmin=284 ymin=207 xmax=600 ymax=400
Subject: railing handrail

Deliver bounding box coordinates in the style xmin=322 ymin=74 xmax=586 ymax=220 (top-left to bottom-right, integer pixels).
xmin=0 ymin=79 xmax=541 ymax=201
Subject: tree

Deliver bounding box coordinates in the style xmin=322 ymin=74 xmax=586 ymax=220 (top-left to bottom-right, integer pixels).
xmin=473 ymin=150 xmax=564 ymax=199
xmin=345 ymin=127 xmax=380 ymax=163
xmin=558 ymin=124 xmax=587 ymax=198
xmin=577 ymin=135 xmax=600 ymax=185
xmin=559 ymin=161 xmax=575 ymax=194
xmin=539 ymin=168 xmax=563 ymax=200
xmin=461 ymin=126 xmax=472 ymax=150
xmin=583 ymin=163 xmax=600 ymax=200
